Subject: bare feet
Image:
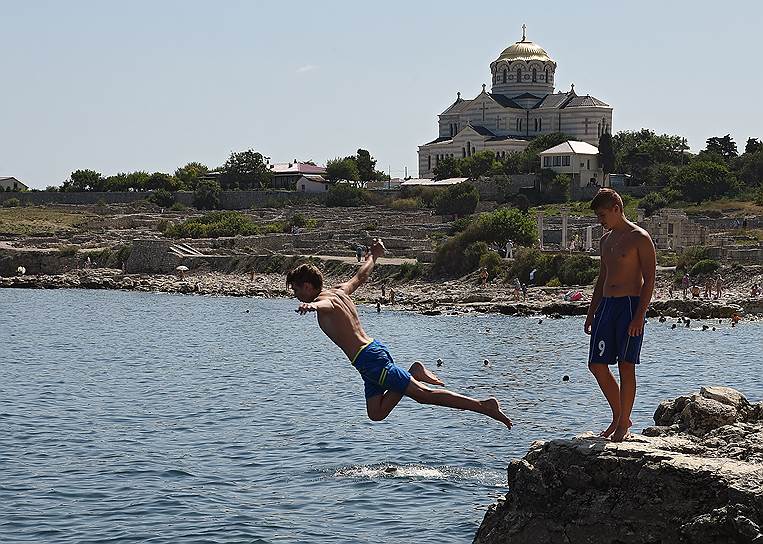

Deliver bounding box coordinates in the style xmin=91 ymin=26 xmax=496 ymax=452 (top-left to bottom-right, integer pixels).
xmin=410 ymin=361 xmax=444 ymax=386
xmin=610 ymin=425 xmax=632 ymax=442
xmin=600 ymin=418 xmax=632 ymax=439
xmin=480 ymin=397 xmax=513 ymax=429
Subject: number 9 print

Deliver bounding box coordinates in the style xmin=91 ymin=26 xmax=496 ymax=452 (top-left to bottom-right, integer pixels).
xmin=598 ymin=340 xmax=606 ymax=357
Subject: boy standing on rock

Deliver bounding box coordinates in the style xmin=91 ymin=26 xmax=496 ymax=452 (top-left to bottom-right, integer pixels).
xmin=585 ymin=189 xmax=656 ymax=442
xmin=286 ymin=239 xmax=513 ymax=429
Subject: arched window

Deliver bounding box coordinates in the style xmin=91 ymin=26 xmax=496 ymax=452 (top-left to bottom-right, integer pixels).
xmin=516 ymin=68 xmax=522 ymax=83
xmin=462 ymin=147 xmax=466 ymax=158
xmin=545 ymin=68 xmax=549 ymax=82
xmin=502 ymin=69 xmax=507 ymax=84
xmin=539 ymin=118 xmax=543 ymax=131
xmin=428 ymin=155 xmax=431 ymax=170
xmin=532 ymin=68 xmax=537 ymax=82
xmin=534 ymin=119 xmax=538 ymax=131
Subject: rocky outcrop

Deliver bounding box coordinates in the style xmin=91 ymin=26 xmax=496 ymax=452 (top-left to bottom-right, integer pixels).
xmin=475 ymin=387 xmax=763 ymax=544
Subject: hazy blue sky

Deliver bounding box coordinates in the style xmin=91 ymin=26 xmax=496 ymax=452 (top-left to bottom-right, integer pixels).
xmin=2 ymin=1 xmax=761 ymax=188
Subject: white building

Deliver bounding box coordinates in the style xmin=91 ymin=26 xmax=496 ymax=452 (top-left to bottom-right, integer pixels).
xmin=539 ymin=141 xmax=607 ymax=188
xmin=418 ymin=26 xmax=613 ymax=178
xmin=270 ymin=161 xmax=327 ymax=190
xmin=0 ymin=177 xmax=28 ymax=191
xmin=295 ymin=174 xmax=330 ymax=193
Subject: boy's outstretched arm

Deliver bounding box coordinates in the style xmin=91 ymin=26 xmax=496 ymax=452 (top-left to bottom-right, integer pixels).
xmin=337 ymin=239 xmax=385 ymax=296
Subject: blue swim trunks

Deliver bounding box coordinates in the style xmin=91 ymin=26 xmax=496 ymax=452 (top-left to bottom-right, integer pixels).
xmin=351 ymin=339 xmax=412 ymax=399
xmin=588 ymin=296 xmax=644 ymax=365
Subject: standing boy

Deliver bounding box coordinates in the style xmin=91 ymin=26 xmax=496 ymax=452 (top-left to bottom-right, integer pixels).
xmin=585 ymin=189 xmax=656 ymax=442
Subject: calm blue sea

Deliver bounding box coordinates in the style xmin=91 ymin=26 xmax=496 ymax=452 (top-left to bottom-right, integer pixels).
xmin=1 ymin=289 xmax=761 ymax=543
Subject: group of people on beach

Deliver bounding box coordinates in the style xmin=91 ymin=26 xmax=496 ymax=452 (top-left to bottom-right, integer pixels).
xmin=286 ymin=189 xmax=656 ymax=442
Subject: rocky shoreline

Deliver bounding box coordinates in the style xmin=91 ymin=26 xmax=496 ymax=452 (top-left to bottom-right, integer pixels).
xmin=474 ymin=386 xmax=763 ymax=544
xmin=2 ymin=268 xmax=762 ymax=320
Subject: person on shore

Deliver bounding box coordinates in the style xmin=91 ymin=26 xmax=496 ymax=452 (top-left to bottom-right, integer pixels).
xmin=286 ymin=240 xmax=512 ymax=429
xmin=584 ymin=189 xmax=656 ymax=442
xmin=513 ymin=277 xmax=521 ymax=301
xmin=682 ymin=273 xmax=690 ymax=298
xmin=521 ymin=282 xmax=528 ymax=302
xmin=715 ymin=275 xmax=723 ymax=299
xmin=668 ymin=283 xmax=674 ymax=298
xmin=704 ymin=277 xmax=713 ymax=299
xmin=355 ymin=245 xmax=364 ymax=263
xmin=381 ymin=283 xmax=386 ymax=299
xmin=479 ymin=267 xmax=488 ymax=287
xmin=389 ymin=288 xmax=396 ymax=305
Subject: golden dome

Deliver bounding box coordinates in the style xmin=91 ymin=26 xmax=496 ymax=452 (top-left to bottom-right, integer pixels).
xmin=496 ymin=27 xmax=553 ymax=63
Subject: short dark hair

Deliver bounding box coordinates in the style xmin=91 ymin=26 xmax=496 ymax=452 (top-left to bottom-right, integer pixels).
xmin=286 ymin=263 xmax=323 ymax=290
xmin=590 ymin=188 xmax=624 ymax=212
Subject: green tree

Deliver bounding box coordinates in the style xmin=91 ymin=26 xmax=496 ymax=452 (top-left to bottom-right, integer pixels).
xmin=149 ymin=189 xmax=175 ymax=208
xmin=670 ymin=161 xmax=736 ymax=202
xmin=146 ymin=172 xmax=179 ymax=191
xmin=125 ymin=171 xmax=150 ymax=192
xmin=103 ymin=173 xmax=130 ymax=192
xmin=432 ymin=156 xmax=463 ymax=180
xmin=612 ymin=129 xmax=688 ymax=183
xmin=325 ymin=183 xmax=364 ymax=206
xmin=356 ymin=149 xmax=377 ymax=181
xmin=737 ymin=151 xmax=763 ymax=188
xmin=744 ymin=138 xmax=763 ymax=155
xmin=432 ymin=182 xmax=479 ymax=216
xmin=326 ymin=158 xmax=360 ymax=181
xmin=598 ymin=132 xmax=615 ymax=180
xmin=545 ymin=173 xmax=571 ymax=203
xmin=460 ymin=151 xmax=499 ymax=179
xmin=467 ymin=207 xmax=536 ymax=247
xmin=220 ymin=149 xmax=272 ymax=190
xmin=193 ymin=179 xmax=221 ymax=210
xmin=62 ymin=169 xmax=103 ymax=192
xmin=175 ymin=162 xmax=209 ymax=190
xmin=705 ymin=134 xmax=738 ymax=161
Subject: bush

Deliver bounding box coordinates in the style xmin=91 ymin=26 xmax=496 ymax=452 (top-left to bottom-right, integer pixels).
xmin=149 ymin=189 xmax=175 ymax=208
xmin=193 ymin=179 xmax=221 ymax=210
xmin=2 ymin=198 xmax=20 ymax=208
xmin=164 ymin=211 xmax=260 ymax=238
xmin=676 ymin=246 xmax=710 ymax=272
xmin=58 ymin=244 xmax=79 ymax=256
xmin=463 ymin=241 xmax=490 ymax=273
xmin=547 ymin=277 xmax=561 ymax=287
xmin=398 ymin=261 xmax=426 ymax=280
xmin=326 ymin=183 xmax=365 ymax=207
xmin=690 ymin=259 xmax=720 ymax=277
xmin=506 ymin=248 xmax=599 ymax=286
xmin=156 ymin=218 xmax=171 ymax=232
xmin=170 ymin=202 xmax=187 ymax=211
xmin=433 ymin=182 xmax=479 ymax=216
xmin=479 ymin=251 xmax=504 ymax=278
xmin=391 ymin=198 xmax=421 ymax=210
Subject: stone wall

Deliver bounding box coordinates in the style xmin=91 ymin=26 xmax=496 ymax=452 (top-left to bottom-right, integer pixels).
xmin=0 ymin=190 xmax=323 ymax=209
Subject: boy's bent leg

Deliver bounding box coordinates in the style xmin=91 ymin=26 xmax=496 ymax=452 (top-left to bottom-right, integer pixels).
xmin=612 ymin=362 xmax=636 ymax=442
xmin=366 ymin=391 xmax=405 ymax=422
xmin=404 ymin=378 xmax=512 ymax=429
xmin=588 ymin=363 xmax=623 ymax=438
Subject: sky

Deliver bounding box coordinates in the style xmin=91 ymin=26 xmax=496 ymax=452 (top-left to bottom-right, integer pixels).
xmin=1 ymin=0 xmax=761 ymax=189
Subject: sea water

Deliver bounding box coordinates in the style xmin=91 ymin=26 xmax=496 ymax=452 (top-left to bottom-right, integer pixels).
xmin=1 ymin=289 xmax=761 ymax=543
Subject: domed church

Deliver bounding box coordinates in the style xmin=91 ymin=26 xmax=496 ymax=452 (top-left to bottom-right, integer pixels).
xmin=418 ymin=26 xmax=613 ymax=177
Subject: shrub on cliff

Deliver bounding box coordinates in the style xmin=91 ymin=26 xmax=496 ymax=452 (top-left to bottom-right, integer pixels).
xmin=433 ymin=182 xmax=479 ymax=216
xmin=677 ymin=246 xmax=710 ymax=272
xmin=2 ymin=198 xmax=20 ymax=208
xmin=165 ymin=211 xmax=260 ymax=238
xmin=690 ymin=258 xmax=720 ymax=277
xmin=193 ymin=179 xmax=221 ymax=210
xmin=325 ymin=183 xmax=365 ymax=207
xmin=149 ymin=189 xmax=175 ymax=208
xmin=507 ymin=248 xmax=599 ymax=286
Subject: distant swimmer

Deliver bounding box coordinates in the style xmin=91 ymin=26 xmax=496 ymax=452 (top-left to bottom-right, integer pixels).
xmin=286 ymin=239 xmax=512 ymax=429
xmin=436 ymin=358 xmax=443 ymax=367
xmin=584 ymin=189 xmax=656 ymax=443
